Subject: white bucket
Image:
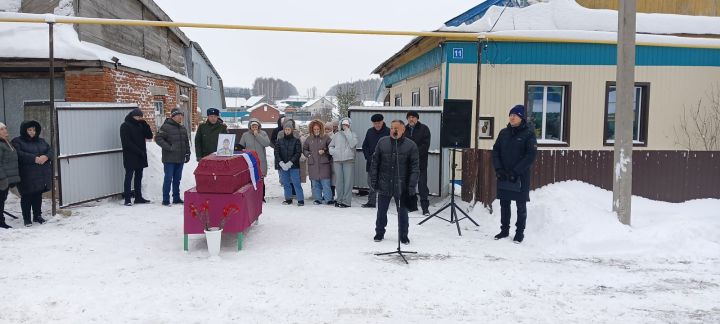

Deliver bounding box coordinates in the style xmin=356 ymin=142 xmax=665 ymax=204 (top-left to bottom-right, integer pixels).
xmin=204 ymin=227 xmax=223 ymax=257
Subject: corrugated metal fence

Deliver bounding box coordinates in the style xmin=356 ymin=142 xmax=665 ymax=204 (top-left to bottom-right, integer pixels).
xmin=462 ymin=149 xmax=720 ymax=207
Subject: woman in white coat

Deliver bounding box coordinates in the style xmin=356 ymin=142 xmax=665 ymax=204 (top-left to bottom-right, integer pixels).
xmin=328 ymin=117 xmax=358 ymax=208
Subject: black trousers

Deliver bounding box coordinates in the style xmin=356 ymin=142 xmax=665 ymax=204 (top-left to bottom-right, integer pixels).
xmin=0 ymin=188 xmax=8 ymax=224
xmin=418 ymin=166 xmax=430 ymax=212
xmin=375 ymin=194 xmax=409 ymax=237
xmin=500 ymin=199 xmax=527 ymax=234
xmin=124 ymin=168 xmax=144 ymax=201
xmin=20 ymin=191 xmax=43 ymax=223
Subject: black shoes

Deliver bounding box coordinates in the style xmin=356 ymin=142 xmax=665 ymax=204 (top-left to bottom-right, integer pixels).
xmin=326 ymin=200 xmax=336 ymax=205
xmin=373 ymin=233 xmax=383 ymax=242
xmin=134 ymin=197 xmax=151 ymax=204
xmin=313 ymin=200 xmax=322 ymax=205
xmin=162 ymin=201 xmax=171 ymax=206
xmin=361 ymin=203 xmax=375 ymax=208
xmin=297 ymin=201 xmax=305 ymax=207
xmin=337 ymin=203 xmax=350 ymax=208
xmin=400 ymin=236 xmax=410 ymax=245
xmin=494 ymin=231 xmax=509 ymax=240
xmin=282 ymin=200 xmax=293 ymax=205
xmin=24 ymin=221 xmax=32 ymax=227
xmin=124 ymin=200 xmax=133 ymax=206
xmin=172 ymin=198 xmax=184 ymax=204
xmin=422 ymin=209 xmax=430 ymax=216
xmin=0 ymin=222 xmax=11 ymax=229
xmin=33 ymin=216 xmax=46 ymax=224
xmin=513 ymin=233 xmax=524 ymax=244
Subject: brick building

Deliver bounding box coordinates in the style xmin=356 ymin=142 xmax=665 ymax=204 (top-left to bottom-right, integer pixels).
xmin=0 ymin=0 xmax=207 ymax=136
xmin=247 ymin=103 xmax=280 ymax=123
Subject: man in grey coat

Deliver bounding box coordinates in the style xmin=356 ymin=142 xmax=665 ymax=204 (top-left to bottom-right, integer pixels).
xmin=328 ymin=117 xmax=358 ymax=208
xmin=155 ymin=108 xmax=191 ymax=206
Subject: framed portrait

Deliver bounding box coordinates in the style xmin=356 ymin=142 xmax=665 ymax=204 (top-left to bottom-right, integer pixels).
xmin=478 ymin=117 xmax=494 ymax=139
xmin=216 ymin=133 xmax=236 ymax=156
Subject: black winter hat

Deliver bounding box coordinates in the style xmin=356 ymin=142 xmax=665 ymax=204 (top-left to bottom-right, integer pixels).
xmin=509 ymin=105 xmax=526 ymax=119
xmin=171 ymin=108 xmax=184 ymax=118
xmin=370 ymin=114 xmax=384 ymax=122
xmin=207 ymin=108 xmax=220 ymax=116
xmin=130 ymin=108 xmax=143 ymax=117
xmin=406 ymin=110 xmax=419 ymax=119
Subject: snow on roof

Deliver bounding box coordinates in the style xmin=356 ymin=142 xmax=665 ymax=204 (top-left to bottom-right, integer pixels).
xmin=0 ymin=0 xmax=20 ymax=13
xmin=362 ymin=101 xmax=384 ymax=107
xmin=302 ymin=97 xmax=337 ymax=108
xmin=0 ymin=12 xmax=195 ymax=85
xmin=481 ymin=29 xmax=720 ymax=48
xmin=225 ymin=97 xmax=247 ymax=108
xmin=439 ymin=0 xmax=720 ymax=37
xmin=245 ymin=95 xmax=265 ymax=107
xmin=246 ymin=103 xmax=276 ymax=112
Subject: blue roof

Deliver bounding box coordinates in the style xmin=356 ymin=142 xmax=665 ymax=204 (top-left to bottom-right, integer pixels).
xmin=444 ymin=0 xmax=522 ymax=27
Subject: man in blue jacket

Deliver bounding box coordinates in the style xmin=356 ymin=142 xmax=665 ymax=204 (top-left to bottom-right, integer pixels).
xmin=492 ymin=105 xmax=538 ymax=243
xmin=361 ymin=114 xmax=390 ymax=208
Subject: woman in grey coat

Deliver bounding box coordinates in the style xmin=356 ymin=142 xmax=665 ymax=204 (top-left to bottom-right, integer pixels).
xmin=328 ymin=117 xmax=358 ymax=208
xmin=0 ymin=122 xmax=21 ymax=229
xmin=239 ymin=118 xmax=271 ymax=201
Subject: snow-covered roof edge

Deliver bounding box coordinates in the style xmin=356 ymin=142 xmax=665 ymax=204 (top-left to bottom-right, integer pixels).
xmin=0 ymin=12 xmax=195 ymax=85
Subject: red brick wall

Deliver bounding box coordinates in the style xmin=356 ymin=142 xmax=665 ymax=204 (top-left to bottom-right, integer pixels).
xmin=249 ymin=104 xmax=280 ymax=123
xmin=64 ymin=67 xmax=198 ymax=133
xmin=191 ymin=88 xmax=199 ymax=131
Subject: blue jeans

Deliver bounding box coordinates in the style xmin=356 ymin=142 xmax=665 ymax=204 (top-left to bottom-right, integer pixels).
xmin=280 ymin=168 xmax=304 ymax=202
xmin=311 ymin=179 xmax=333 ymax=203
xmin=162 ymin=163 xmax=184 ymax=203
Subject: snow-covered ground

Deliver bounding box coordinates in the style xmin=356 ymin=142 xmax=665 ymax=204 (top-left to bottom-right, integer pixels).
xmin=1 ymin=144 xmax=719 ymax=323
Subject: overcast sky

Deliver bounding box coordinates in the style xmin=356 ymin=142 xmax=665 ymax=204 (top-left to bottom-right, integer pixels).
xmin=154 ymin=0 xmax=481 ymax=96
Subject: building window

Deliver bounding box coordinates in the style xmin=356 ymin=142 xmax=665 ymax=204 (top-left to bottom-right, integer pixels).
xmin=429 ymin=86 xmax=440 ymax=106
xmin=411 ymin=91 xmax=420 ymax=106
xmin=206 ymin=76 xmax=213 ymax=89
xmin=604 ymin=82 xmax=650 ymax=145
xmin=153 ymin=100 xmax=164 ymax=129
xmin=394 ymin=94 xmax=402 ymax=106
xmin=525 ymin=82 xmax=571 ymax=145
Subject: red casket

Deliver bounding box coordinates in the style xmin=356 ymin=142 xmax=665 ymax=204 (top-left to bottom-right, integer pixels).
xmin=194 ymin=154 xmax=251 ymax=194
xmin=183 ymin=181 xmax=263 ymax=235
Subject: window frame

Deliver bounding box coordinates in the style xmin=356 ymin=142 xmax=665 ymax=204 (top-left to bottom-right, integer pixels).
xmin=429 ymin=86 xmax=440 ymax=106
xmin=411 ymin=90 xmax=420 ymax=106
xmin=394 ymin=94 xmax=402 ymax=106
xmin=603 ymin=81 xmax=650 ymax=147
xmin=523 ymin=81 xmax=572 ymax=147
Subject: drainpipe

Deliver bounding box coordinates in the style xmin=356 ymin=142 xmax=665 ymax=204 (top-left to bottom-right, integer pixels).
xmin=474 ymin=39 xmax=484 ymax=150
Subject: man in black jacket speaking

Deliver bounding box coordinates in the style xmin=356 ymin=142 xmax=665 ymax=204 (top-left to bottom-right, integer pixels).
xmin=369 ymin=120 xmax=420 ymax=245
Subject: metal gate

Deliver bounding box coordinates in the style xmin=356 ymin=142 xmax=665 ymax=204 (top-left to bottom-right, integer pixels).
xmin=348 ymin=106 xmax=449 ymax=196
xmin=56 ymin=102 xmax=135 ymax=207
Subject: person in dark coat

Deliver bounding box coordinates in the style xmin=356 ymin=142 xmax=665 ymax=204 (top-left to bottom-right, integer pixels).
xmin=155 ymin=108 xmax=191 ymax=206
xmin=12 ymin=120 xmax=53 ymax=227
xmin=275 ymin=120 xmax=305 ymax=206
xmin=369 ymin=120 xmax=420 ymax=244
xmin=492 ymin=105 xmax=538 ymax=243
xmin=120 ymin=108 xmax=154 ymax=206
xmin=195 ymin=108 xmax=228 ymax=160
xmin=405 ymin=110 xmax=432 ymax=215
xmin=361 ymin=114 xmax=390 ymax=208
xmin=0 ymin=122 xmax=21 ymax=229
xmin=270 ymin=114 xmax=286 ymax=148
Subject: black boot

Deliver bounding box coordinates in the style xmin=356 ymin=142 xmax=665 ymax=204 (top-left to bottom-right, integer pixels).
xmin=494 ymin=231 xmax=509 ymax=240
xmin=0 ymin=217 xmax=11 ymax=229
xmin=513 ymin=232 xmax=524 ymax=244
xmin=22 ymin=210 xmax=32 ymax=227
xmin=33 ymin=215 xmax=46 ymax=224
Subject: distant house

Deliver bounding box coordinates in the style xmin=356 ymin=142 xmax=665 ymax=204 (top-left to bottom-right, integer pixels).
xmin=302 ymin=97 xmax=337 ymax=115
xmin=0 ymin=0 xmax=201 ymax=134
xmin=245 ymin=95 xmax=266 ymax=108
xmin=247 ymin=103 xmax=280 ymax=123
xmin=225 ymin=97 xmax=248 ymax=110
xmin=186 ymin=42 xmax=225 ymax=117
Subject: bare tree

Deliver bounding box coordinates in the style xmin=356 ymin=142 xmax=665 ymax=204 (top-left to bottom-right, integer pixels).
xmin=336 ymin=85 xmax=360 ymax=118
xmin=675 ymin=84 xmax=720 ymax=151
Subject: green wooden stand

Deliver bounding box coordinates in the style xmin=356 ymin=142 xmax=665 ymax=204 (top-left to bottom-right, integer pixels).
xmin=184 ymin=232 xmax=245 ymax=252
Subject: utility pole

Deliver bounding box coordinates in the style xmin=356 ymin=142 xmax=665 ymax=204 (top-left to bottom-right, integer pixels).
xmin=613 ymin=0 xmax=636 ymax=225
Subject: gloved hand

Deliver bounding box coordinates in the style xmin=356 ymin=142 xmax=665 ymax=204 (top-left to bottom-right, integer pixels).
xmin=280 ymin=161 xmax=290 ymax=171
xmin=495 ymin=169 xmax=508 ymax=181
xmin=286 ymin=161 xmax=293 ymax=169
xmin=508 ymin=171 xmax=518 ymax=183
xmin=184 ymin=154 xmax=191 ymax=163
